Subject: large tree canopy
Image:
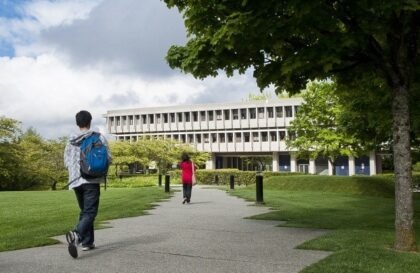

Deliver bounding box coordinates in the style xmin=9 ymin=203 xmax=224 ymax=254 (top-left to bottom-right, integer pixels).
xmin=165 ymin=0 xmax=419 ymax=251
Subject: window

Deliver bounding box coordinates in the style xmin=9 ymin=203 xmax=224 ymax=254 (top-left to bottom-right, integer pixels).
xmin=156 ymin=114 xmax=161 ymax=124
xmin=276 ymin=107 xmax=283 ymax=118
xmin=163 ymin=113 xmax=168 ymax=123
xmin=211 ymin=133 xmax=217 ymax=143
xmin=180 ymin=135 xmax=186 ymax=143
xmin=208 ymin=111 xmax=214 ymax=121
xmin=224 ymin=110 xmax=230 ymax=120
xmin=177 ymin=112 xmax=183 ymax=122
xmin=192 ymin=111 xmax=198 ymax=122
xmin=170 ymin=113 xmax=175 ymax=123
xmin=219 ymin=133 xmax=225 ymax=142
xmin=249 ymin=108 xmax=256 ymax=119
xmin=196 ymin=134 xmax=202 ymax=143
xmin=173 ymin=135 xmax=179 ymax=141
xmin=240 ymin=109 xmax=247 ymax=119
xmin=135 ymin=115 xmax=140 ymax=125
xmin=129 ymin=116 xmax=133 ymax=125
xmin=116 ymin=117 xmax=120 ymax=126
xmin=200 ymin=111 xmax=206 ymax=121
xmin=258 ymin=107 xmax=264 ymax=119
xmin=288 ymin=131 xmax=296 ymax=140
xmin=235 ymin=132 xmax=241 ymax=142
xmin=149 ymin=114 xmax=154 ymax=124
xmin=232 ymin=109 xmax=239 ymax=120
xmin=122 ymin=116 xmax=126 ymax=126
xmin=227 ymin=133 xmax=233 ymax=143
xmin=185 ymin=112 xmax=190 ymax=122
xmin=204 ymin=133 xmax=209 ymax=143
xmin=285 ymin=106 xmax=293 ymax=117
xmin=270 ymin=131 xmax=277 ymax=141
xmin=267 ymin=107 xmax=274 ymax=118
xmin=294 ymin=106 xmax=300 ymax=116
xmin=279 ymin=131 xmax=286 ymax=140
xmin=261 ymin=132 xmax=268 ymax=142
xmin=216 ymin=110 xmax=222 ymax=120
xmin=141 ymin=115 xmax=147 ymax=124
xmin=252 ymin=132 xmax=259 ymax=142
xmin=244 ymin=132 xmax=250 ymax=142
xmin=188 ymin=134 xmax=194 ymax=143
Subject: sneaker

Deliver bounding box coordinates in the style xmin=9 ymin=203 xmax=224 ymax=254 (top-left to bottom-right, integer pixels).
xmin=66 ymin=231 xmax=80 ymax=258
xmin=82 ymin=244 xmax=95 ymax=251
xmin=182 ymin=198 xmax=187 ymax=204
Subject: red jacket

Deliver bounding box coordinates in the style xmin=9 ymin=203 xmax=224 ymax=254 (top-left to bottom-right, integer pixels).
xmin=179 ymin=160 xmax=195 ymax=184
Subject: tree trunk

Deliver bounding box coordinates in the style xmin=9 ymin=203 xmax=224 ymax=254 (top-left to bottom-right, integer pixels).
xmin=392 ymin=85 xmax=416 ymax=251
xmin=329 ymin=158 xmax=336 ymax=175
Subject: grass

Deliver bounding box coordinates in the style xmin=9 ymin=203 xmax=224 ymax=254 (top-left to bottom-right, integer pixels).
xmin=230 ymin=174 xmax=420 ymax=273
xmin=0 ymin=187 xmax=170 ymax=252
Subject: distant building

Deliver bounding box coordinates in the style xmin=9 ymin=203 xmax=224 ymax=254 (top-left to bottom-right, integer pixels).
xmin=104 ymin=98 xmax=378 ymax=176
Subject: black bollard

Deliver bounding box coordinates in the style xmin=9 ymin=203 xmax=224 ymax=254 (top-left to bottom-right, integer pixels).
xmin=158 ymin=174 xmax=162 ymax=187
xmin=230 ymin=175 xmax=235 ymax=190
xmin=164 ymin=175 xmax=170 ymax=192
xmin=256 ymin=175 xmax=264 ymax=204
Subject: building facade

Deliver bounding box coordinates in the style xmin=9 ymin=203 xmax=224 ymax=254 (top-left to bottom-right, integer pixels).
xmin=104 ymin=98 xmax=378 ymax=176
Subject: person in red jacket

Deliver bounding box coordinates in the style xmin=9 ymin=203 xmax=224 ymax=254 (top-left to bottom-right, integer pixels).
xmin=179 ymin=153 xmax=196 ymax=204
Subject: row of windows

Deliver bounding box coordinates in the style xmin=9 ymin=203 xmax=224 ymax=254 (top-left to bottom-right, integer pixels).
xmin=109 ymin=105 xmax=299 ymax=126
xmin=118 ymin=130 xmax=296 ymax=144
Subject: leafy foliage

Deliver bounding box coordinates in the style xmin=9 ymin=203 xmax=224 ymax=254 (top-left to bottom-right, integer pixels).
xmin=0 ymin=118 xmax=68 ymax=190
xmin=0 ymin=116 xmax=22 ymax=189
xmin=110 ymin=137 xmax=209 ymax=175
xmin=287 ymin=81 xmax=366 ymax=168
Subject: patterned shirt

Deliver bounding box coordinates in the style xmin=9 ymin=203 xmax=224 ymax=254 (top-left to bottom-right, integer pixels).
xmin=64 ymin=129 xmax=111 ymax=189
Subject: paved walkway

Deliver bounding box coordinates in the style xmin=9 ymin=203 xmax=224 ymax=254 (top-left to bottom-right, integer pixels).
xmin=0 ymin=186 xmax=330 ymax=273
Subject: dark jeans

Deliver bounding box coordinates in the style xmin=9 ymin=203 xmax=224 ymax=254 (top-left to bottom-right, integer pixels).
xmin=74 ymin=183 xmax=100 ymax=247
xmin=183 ymin=184 xmax=192 ymax=201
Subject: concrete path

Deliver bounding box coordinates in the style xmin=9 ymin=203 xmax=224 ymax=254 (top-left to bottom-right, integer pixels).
xmin=0 ymin=186 xmax=330 ymax=273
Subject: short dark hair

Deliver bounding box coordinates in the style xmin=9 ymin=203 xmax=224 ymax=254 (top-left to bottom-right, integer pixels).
xmin=75 ymin=110 xmax=92 ymax=128
xmin=181 ymin=152 xmax=190 ymax=162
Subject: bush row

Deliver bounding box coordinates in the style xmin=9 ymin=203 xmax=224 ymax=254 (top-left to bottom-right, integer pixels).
xmin=167 ymin=169 xmax=303 ymax=186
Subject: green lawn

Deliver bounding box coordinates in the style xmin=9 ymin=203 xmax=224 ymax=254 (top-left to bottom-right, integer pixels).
xmin=230 ymin=175 xmax=420 ymax=273
xmin=0 ymin=187 xmax=170 ymax=252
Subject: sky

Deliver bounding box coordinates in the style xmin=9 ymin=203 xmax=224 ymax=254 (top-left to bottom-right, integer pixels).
xmin=0 ymin=0 xmax=273 ymax=139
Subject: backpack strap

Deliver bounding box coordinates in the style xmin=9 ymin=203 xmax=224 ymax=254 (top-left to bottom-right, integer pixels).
xmin=62 ymin=175 xmax=81 ymax=190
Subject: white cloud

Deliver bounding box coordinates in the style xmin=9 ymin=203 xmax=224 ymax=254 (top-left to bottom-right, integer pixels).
xmin=0 ymin=53 xmax=205 ymax=139
xmin=0 ymin=0 xmax=266 ymax=140
xmin=23 ymin=0 xmax=101 ymax=28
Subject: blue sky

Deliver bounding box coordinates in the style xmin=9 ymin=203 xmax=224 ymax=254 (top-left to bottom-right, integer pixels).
xmin=0 ymin=0 xmax=28 ymax=18
xmin=0 ymin=0 xmax=28 ymax=56
xmin=0 ymin=0 xmax=270 ymax=139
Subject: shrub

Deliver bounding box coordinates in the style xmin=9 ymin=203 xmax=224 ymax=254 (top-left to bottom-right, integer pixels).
xmin=167 ymin=169 xmax=304 ymax=186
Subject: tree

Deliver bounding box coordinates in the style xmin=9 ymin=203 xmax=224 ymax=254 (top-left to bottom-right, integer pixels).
xmin=110 ymin=138 xmax=209 ymax=175
xmin=164 ymin=0 xmax=419 ymax=251
xmin=18 ymin=128 xmax=68 ymax=190
xmin=42 ymin=137 xmax=68 ymax=190
xmin=287 ymin=81 xmax=360 ymax=173
xmin=109 ymin=141 xmax=139 ymax=176
xmin=0 ymin=116 xmax=22 ymax=190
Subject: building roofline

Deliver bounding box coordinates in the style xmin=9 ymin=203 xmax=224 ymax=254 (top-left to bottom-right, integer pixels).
xmin=104 ymin=97 xmax=303 ymax=116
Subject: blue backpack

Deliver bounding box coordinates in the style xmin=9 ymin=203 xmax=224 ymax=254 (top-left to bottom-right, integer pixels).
xmin=80 ymin=133 xmax=109 ymax=179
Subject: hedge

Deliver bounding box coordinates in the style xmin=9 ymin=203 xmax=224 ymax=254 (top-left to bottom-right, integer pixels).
xmin=167 ymin=169 xmax=303 ymax=186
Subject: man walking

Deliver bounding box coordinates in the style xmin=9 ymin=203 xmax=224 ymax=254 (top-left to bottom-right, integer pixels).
xmin=64 ymin=110 xmax=111 ymax=258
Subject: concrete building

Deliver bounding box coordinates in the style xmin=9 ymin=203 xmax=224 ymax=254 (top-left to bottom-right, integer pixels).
xmin=104 ymin=98 xmax=378 ymax=176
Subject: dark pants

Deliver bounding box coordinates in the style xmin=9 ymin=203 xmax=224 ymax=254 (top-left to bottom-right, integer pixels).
xmin=74 ymin=183 xmax=100 ymax=247
xmin=183 ymin=184 xmax=192 ymax=202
